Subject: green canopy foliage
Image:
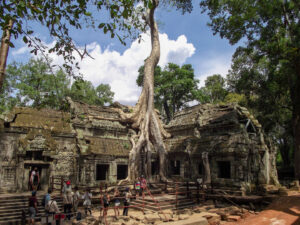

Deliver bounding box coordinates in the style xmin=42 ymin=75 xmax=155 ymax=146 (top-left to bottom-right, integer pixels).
xmin=200 ymin=74 xmax=228 ymax=104
xmin=0 ymin=58 xmax=115 ymax=112
xmin=137 ymin=63 xmax=202 ymax=122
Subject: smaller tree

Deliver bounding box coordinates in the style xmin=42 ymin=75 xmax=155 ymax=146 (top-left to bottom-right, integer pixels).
xmin=201 ymin=74 xmax=227 ymax=104
xmin=137 ymin=63 xmax=200 ymax=122
xmin=6 ymin=58 xmax=71 ymax=109
xmin=69 ymin=80 xmax=115 ymax=106
xmin=95 ymin=84 xmax=114 ymax=106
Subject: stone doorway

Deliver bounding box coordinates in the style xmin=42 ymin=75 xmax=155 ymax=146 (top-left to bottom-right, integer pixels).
xmin=24 ymin=163 xmax=50 ymax=191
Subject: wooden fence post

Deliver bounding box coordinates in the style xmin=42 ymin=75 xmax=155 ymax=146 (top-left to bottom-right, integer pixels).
xmin=175 ymin=183 xmax=178 ymax=211
xmin=197 ymin=181 xmax=200 ymax=204
xmin=60 ymin=177 xmax=64 ymax=194
xmin=51 ymin=176 xmax=54 ymax=191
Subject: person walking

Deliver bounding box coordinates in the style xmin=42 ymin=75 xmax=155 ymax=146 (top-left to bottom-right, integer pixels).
xmin=140 ymin=175 xmax=147 ymax=195
xmin=83 ymin=188 xmax=92 ymax=216
xmin=62 ymin=180 xmax=72 ymax=220
xmin=135 ymin=179 xmax=141 ymax=197
xmin=113 ymin=188 xmax=120 ymax=218
xmin=122 ymin=188 xmax=131 ymax=216
xmin=73 ymin=186 xmax=81 ymax=212
xmin=28 ymin=191 xmax=38 ymax=225
xmin=29 ymin=167 xmax=40 ymax=191
xmin=46 ymin=195 xmax=60 ymax=225
xmin=43 ymin=188 xmax=52 ymax=225
xmin=102 ymin=191 xmax=110 ymax=218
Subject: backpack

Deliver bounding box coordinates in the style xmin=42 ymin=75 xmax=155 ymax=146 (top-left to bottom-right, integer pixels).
xmin=42 ymin=194 xmax=49 ymax=207
xmin=76 ymin=212 xmax=82 ymax=221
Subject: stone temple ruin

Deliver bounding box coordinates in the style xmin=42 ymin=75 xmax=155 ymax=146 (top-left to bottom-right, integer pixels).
xmin=0 ymin=98 xmax=278 ymax=193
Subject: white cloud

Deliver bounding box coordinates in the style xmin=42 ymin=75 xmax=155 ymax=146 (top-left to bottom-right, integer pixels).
xmin=31 ymin=32 xmax=195 ymax=105
xmin=11 ymin=46 xmax=29 ymax=56
xmin=193 ymin=53 xmax=233 ymax=87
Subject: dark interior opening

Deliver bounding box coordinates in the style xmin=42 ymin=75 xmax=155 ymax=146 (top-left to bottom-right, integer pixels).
xmin=151 ymin=161 xmax=159 ymax=175
xmin=34 ymin=151 xmax=43 ymax=160
xmin=96 ymin=164 xmax=109 ymax=180
xmin=198 ymin=163 xmax=203 ymax=176
xmin=117 ymin=164 xmax=128 ymax=180
xmin=217 ymin=161 xmax=231 ymax=178
xmin=170 ymin=160 xmax=181 ymax=175
xmin=4 ymin=122 xmax=10 ymax=128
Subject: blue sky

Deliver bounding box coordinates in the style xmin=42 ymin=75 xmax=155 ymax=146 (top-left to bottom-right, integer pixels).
xmin=8 ymin=1 xmax=239 ymax=105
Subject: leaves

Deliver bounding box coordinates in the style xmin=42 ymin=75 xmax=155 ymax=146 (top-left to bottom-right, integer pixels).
xmin=137 ymin=63 xmax=200 ymax=122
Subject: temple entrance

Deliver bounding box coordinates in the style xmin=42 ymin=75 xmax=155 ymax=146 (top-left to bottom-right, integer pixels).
xmin=24 ymin=163 xmax=50 ymax=191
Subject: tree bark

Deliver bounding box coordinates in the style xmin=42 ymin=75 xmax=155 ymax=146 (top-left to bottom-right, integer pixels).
xmin=292 ymin=64 xmax=300 ymax=181
xmin=0 ymin=19 xmax=13 ymax=92
xmin=117 ymin=0 xmax=170 ymax=183
xmin=293 ymin=78 xmax=300 ymax=180
xmin=202 ymin=152 xmax=211 ymax=186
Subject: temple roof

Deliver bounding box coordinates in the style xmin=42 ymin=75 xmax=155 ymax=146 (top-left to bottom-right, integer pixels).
xmin=3 ymin=107 xmax=73 ymax=134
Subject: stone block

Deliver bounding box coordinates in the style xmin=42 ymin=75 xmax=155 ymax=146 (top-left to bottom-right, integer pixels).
xmin=144 ymin=214 xmax=161 ymax=223
xmin=226 ymin=215 xmax=241 ymax=222
xmin=163 ymin=217 xmax=209 ymax=225
xmin=118 ymin=215 xmax=130 ymax=221
xmin=178 ymin=214 xmax=190 ymax=220
xmin=159 ymin=213 xmax=173 ymax=222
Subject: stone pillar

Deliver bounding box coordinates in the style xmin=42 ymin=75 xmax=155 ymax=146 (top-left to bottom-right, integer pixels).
xmin=109 ymin=161 xmax=117 ymax=183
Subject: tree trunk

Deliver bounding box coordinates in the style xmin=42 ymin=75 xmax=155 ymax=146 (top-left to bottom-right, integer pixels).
xmin=292 ymin=65 xmax=300 ymax=181
xmin=202 ymin=152 xmax=211 ymax=186
xmin=117 ymin=0 xmax=170 ymax=183
xmin=279 ymin=137 xmax=290 ymax=168
xmin=0 ymin=19 xmax=13 ymax=92
xmin=293 ymin=83 xmax=300 ymax=180
xmin=163 ymin=100 xmax=171 ymax=122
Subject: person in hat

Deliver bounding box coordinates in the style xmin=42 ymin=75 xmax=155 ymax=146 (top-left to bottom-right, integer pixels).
xmin=62 ymin=180 xmax=72 ymax=220
xmin=46 ymin=195 xmax=60 ymax=225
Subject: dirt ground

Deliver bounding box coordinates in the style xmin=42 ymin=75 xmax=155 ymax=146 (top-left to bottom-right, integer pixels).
xmin=225 ymin=192 xmax=300 ymax=225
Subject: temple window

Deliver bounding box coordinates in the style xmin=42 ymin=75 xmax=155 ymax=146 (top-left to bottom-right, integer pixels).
xmin=117 ymin=164 xmax=128 ymax=180
xmin=96 ymin=164 xmax=109 ymax=180
xmin=170 ymin=160 xmax=181 ymax=175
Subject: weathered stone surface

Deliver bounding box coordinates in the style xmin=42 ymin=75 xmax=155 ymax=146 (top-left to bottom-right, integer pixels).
xmin=0 ymin=100 xmax=279 ymax=193
xmin=178 ymin=214 xmax=190 ymax=220
xmin=226 ymin=215 xmax=241 ymax=222
xmin=144 ymin=214 xmax=161 ymax=223
xmin=198 ymin=212 xmax=221 ymax=225
xmin=165 ymin=217 xmax=209 ymax=225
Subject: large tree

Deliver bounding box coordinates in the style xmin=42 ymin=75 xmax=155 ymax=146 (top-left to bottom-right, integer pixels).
xmin=2 ymin=0 xmax=193 ymax=182
xmin=114 ymin=0 xmax=193 ymax=182
xmin=137 ymin=63 xmax=200 ymax=122
xmin=227 ymin=47 xmax=293 ymax=170
xmin=200 ymin=0 xmax=300 ymax=180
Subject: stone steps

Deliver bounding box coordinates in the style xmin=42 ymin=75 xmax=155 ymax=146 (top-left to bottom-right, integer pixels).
xmin=131 ymin=194 xmax=196 ymax=212
xmin=0 ymin=193 xmax=63 ymax=224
